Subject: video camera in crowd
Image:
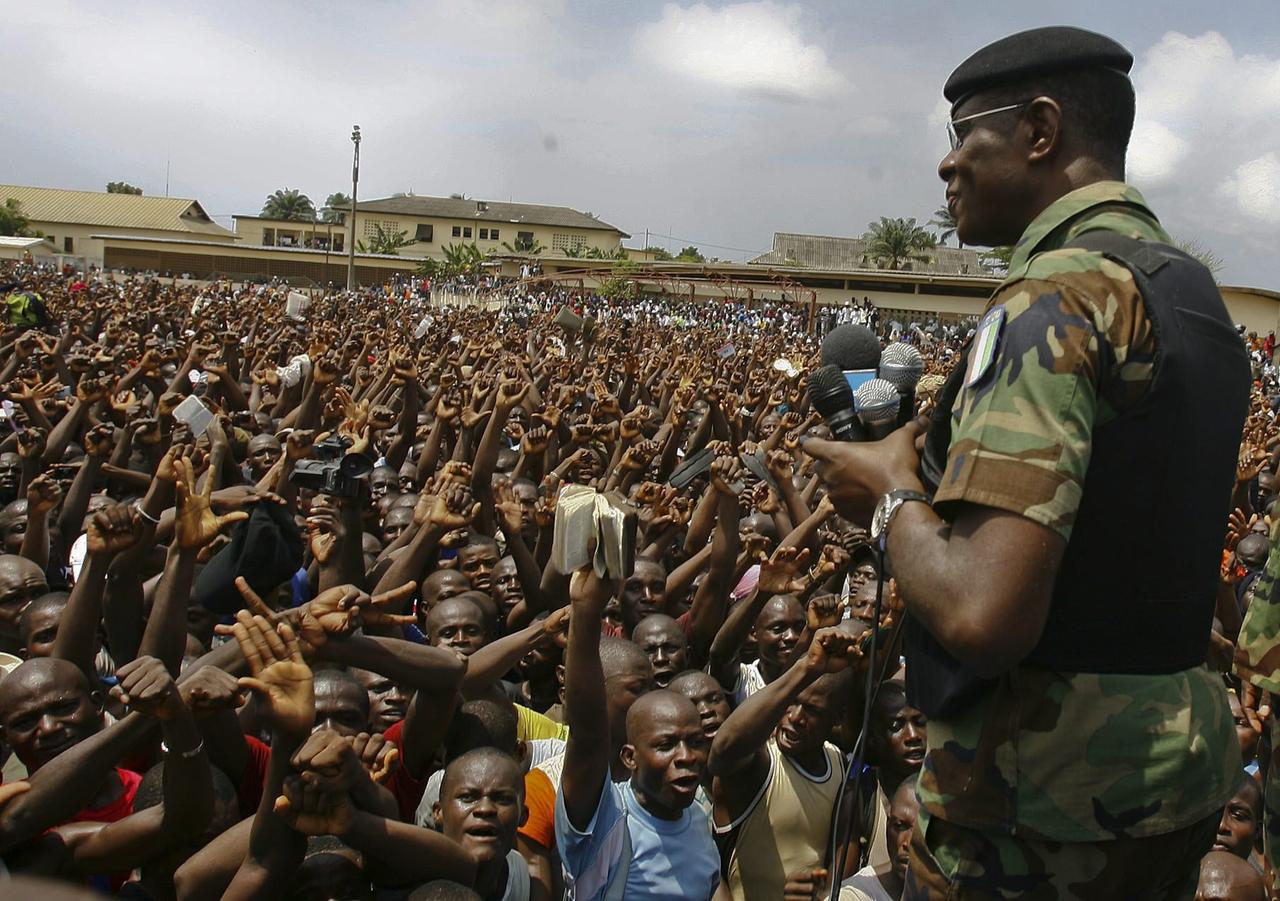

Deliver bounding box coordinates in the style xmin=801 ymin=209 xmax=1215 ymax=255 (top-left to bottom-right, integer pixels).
xmin=288 ymin=434 xmax=374 ymax=499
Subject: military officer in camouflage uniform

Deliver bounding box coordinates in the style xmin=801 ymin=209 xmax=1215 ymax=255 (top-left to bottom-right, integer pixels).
xmin=807 ymin=26 xmax=1248 ymax=899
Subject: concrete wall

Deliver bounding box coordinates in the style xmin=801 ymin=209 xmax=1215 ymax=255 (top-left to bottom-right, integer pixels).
xmin=1221 ymin=287 xmax=1280 ymax=336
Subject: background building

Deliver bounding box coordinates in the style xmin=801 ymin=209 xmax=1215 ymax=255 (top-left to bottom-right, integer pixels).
xmin=0 ymin=184 xmax=237 ymax=268
xmin=233 ymin=194 xmax=628 ymax=259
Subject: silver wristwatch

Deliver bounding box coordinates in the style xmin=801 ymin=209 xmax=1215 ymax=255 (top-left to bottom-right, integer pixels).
xmin=870 ymin=489 xmax=932 ymax=551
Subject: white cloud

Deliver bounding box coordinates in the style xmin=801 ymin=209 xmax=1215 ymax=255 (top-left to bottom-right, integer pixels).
xmin=1130 ymin=31 xmax=1280 ymax=228
xmin=1127 ymin=121 xmax=1188 ymax=184
xmin=635 ymin=2 xmax=845 ymax=99
xmin=1220 ymin=153 xmax=1280 ymax=224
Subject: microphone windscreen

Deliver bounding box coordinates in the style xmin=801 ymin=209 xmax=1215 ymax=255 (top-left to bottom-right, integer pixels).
xmin=821 ymin=324 xmax=881 ymax=372
xmin=808 ymin=365 xmax=856 ymax=420
xmin=879 ymin=342 xmax=925 ymax=392
xmin=854 ymin=378 xmax=901 ymax=426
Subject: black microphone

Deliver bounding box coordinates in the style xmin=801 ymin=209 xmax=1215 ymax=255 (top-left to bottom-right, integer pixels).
xmin=854 ymin=378 xmax=901 ymax=440
xmin=807 ymin=365 xmax=867 ymax=442
xmin=821 ymin=324 xmax=881 ymax=395
xmin=879 ymin=342 xmax=924 ymax=427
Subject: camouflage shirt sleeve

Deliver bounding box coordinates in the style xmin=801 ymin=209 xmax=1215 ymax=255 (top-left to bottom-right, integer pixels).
xmin=934 ymin=258 xmax=1155 ymax=540
xmin=1237 ymin=519 xmax=1280 ymax=693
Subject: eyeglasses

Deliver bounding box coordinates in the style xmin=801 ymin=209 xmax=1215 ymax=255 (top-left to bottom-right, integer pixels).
xmin=946 ymin=102 xmax=1028 ymax=151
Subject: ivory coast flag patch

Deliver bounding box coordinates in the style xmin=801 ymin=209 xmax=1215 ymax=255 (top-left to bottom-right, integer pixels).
xmin=965 ymin=306 xmax=1005 ymax=388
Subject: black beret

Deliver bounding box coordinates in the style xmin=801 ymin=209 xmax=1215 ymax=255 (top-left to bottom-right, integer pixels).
xmin=944 ymin=26 xmax=1133 ymax=106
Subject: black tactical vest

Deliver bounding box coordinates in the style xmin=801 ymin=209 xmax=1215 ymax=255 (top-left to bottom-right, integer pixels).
xmin=906 ymin=231 xmax=1251 ymax=718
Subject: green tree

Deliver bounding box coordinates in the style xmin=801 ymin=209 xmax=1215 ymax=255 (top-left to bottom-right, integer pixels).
xmin=675 ymin=245 xmax=706 ymax=262
xmin=261 ymin=188 xmax=316 ymax=222
xmin=321 ymin=193 xmax=350 ymax=223
xmin=106 ymin=181 xmax=143 ymax=195
xmin=356 ymin=223 xmax=414 ymax=256
xmin=865 ymin=217 xmax=936 ymax=270
xmin=930 ymin=205 xmax=959 ymax=247
xmin=433 ymin=242 xmax=489 ymax=279
xmin=980 ymin=245 xmax=1014 ymax=275
xmin=501 ymin=237 xmax=545 ymax=255
xmin=644 ymin=246 xmax=674 ymax=261
xmin=586 ymin=245 xmax=629 ymax=260
xmin=0 ymin=198 xmax=33 ymax=237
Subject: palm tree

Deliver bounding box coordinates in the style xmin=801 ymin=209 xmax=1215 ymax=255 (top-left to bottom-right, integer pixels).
xmin=981 ymin=245 xmax=1014 ymax=275
xmin=930 ymin=205 xmax=960 ymax=247
xmin=356 ymin=223 xmax=413 ymax=255
xmin=437 ymin=242 xmax=489 ymax=278
xmin=321 ymin=193 xmax=350 ymax=224
xmin=0 ymin=198 xmax=32 ymax=237
xmin=1176 ymin=238 xmax=1225 ymax=279
xmin=865 ymin=217 xmax=936 ymax=270
xmin=501 ymin=237 xmax=545 ymax=255
xmin=261 ymin=189 xmax=316 ymax=222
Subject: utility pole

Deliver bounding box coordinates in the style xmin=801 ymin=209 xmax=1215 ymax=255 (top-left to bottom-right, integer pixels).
xmin=346 ymin=125 xmax=361 ymax=291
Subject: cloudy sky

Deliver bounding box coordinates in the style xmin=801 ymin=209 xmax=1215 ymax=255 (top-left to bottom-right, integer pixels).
xmin=6 ymin=1 xmax=1279 ymax=286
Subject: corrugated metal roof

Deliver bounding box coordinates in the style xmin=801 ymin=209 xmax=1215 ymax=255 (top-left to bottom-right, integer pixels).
xmin=750 ymin=232 xmax=992 ymax=276
xmin=355 ymin=195 xmax=629 ymax=237
xmin=0 ymin=236 xmax=50 ymax=249
xmin=0 ymin=185 xmax=236 ymax=239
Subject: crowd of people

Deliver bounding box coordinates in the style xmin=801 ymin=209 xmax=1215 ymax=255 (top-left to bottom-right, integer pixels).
xmin=0 ymin=255 xmax=1271 ymax=901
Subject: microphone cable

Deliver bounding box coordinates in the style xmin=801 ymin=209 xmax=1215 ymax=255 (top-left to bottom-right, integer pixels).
xmin=826 ymin=549 xmax=906 ymax=901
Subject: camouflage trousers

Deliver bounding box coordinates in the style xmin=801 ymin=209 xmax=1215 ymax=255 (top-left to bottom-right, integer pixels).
xmin=903 ymin=808 xmax=1220 ymax=900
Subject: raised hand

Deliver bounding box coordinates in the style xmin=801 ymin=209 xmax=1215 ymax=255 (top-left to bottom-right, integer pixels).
xmin=285 ymin=428 xmax=315 ymax=461
xmin=175 ymin=455 xmax=249 ymax=549
xmin=85 ymin=503 xmax=142 ymax=555
xmin=758 ymin=545 xmax=812 ymax=596
xmin=275 ymin=774 xmax=354 ymax=836
xmin=534 ymin=403 xmax=563 ymax=430
xmin=813 ymin=544 xmax=850 ymax=582
xmin=230 ymin=610 xmax=315 ymax=737
xmin=438 ymin=461 xmax=473 ymax=487
xmin=494 ymin=480 xmax=525 ymax=538
xmin=15 ymin=426 xmax=46 ymax=461
xmin=313 ymin=356 xmax=342 ymax=386
xmin=115 ymin=655 xmax=186 ymax=720
xmin=25 ymin=473 xmax=62 ymax=515
xmin=711 ymin=455 xmax=745 ymax=497
xmin=496 ymin=377 xmax=530 ymax=413
xmin=83 ymin=422 xmax=116 ymax=458
xmin=766 ymin=449 xmax=794 ymax=483
xmin=807 ymin=594 xmax=845 ymax=631
xmin=522 ymin=426 xmax=549 ymax=456
xmin=305 ymin=506 xmax=341 ymax=564
xmin=804 ymin=626 xmax=862 ymax=674
xmin=180 ymin=664 xmax=248 ymax=717
xmin=429 ymin=486 xmax=481 ymax=530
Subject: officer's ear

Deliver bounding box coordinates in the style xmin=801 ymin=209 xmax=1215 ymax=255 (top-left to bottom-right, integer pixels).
xmin=1023 ymin=95 xmax=1063 ymax=165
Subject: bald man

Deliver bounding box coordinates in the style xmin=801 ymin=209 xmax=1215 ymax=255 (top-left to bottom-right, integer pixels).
xmin=556 ymin=566 xmax=720 ymax=900
xmin=1196 ymin=851 xmax=1265 ymax=901
xmin=633 ymin=614 xmax=689 ymax=689
xmin=0 ymin=554 xmax=49 ymax=655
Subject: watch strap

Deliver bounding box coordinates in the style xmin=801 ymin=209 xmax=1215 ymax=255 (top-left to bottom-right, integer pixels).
xmin=879 ymin=489 xmax=932 ymax=550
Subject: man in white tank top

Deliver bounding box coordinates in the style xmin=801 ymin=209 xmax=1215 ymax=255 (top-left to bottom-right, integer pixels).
xmin=707 ymin=627 xmax=860 ymax=900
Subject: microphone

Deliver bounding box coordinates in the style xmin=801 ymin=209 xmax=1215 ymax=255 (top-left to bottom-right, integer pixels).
xmin=879 ymin=342 xmax=924 ymax=427
xmin=807 ymin=365 xmax=867 ymax=442
xmin=854 ymin=378 xmax=901 ymax=440
xmin=821 ymin=324 xmax=881 ymax=394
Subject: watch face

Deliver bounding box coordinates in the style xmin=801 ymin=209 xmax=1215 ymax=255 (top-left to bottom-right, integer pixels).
xmin=871 ymin=497 xmax=888 ymax=540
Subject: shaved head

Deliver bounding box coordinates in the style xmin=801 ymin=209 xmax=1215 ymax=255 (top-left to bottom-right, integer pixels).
xmin=599 ymin=637 xmax=652 ymax=681
xmin=1197 ymin=850 xmax=1265 ymax=901
xmin=626 ymin=688 xmax=698 ymax=744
